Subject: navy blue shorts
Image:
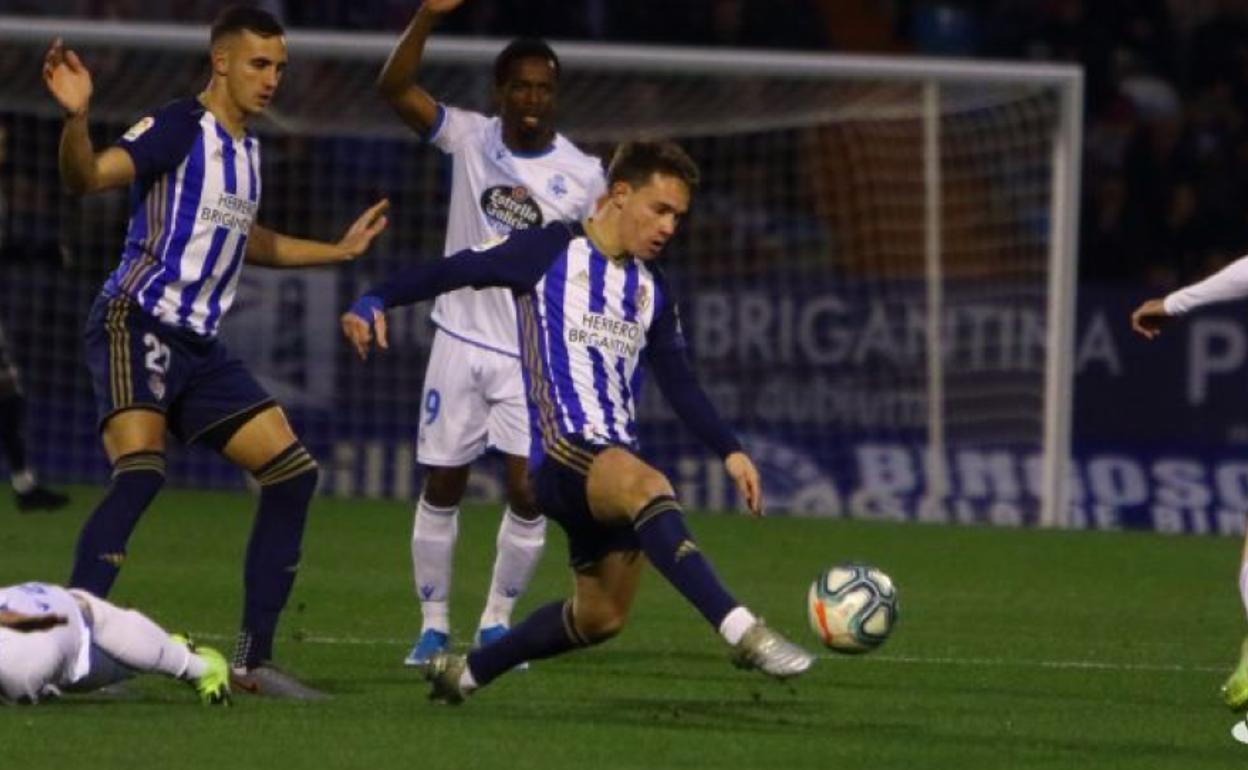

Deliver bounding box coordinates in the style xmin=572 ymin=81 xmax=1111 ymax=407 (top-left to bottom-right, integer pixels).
xmin=533 ymin=435 xmax=640 ymax=571
xmin=83 ymin=294 xmax=274 ymax=445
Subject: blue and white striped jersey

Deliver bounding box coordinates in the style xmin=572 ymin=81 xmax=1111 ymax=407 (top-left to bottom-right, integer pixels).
xmin=364 ymin=223 xmax=741 ymax=470
xmin=102 ymin=98 xmax=261 ymax=338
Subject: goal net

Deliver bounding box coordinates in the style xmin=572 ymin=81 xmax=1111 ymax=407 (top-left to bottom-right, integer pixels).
xmin=0 ymin=18 xmax=1082 ymax=525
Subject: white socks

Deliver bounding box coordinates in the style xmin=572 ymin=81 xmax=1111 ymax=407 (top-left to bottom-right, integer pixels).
xmin=412 ymin=499 xmax=548 ymax=635
xmin=479 ymin=509 xmax=546 ymax=629
xmin=412 ymin=497 xmax=459 ymax=634
xmin=75 ymin=592 xmax=206 ymax=680
xmin=718 ymin=606 xmax=757 ymax=646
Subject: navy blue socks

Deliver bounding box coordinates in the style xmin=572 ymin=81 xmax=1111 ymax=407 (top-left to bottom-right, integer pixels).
xmin=68 ymin=451 xmax=166 ymax=595
xmin=634 ymin=495 xmax=738 ymax=629
xmin=234 ymin=444 xmax=318 ymax=669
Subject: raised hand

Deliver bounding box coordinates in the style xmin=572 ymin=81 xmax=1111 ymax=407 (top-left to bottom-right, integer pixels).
xmin=725 ymin=451 xmax=764 ymax=517
xmin=42 ymin=38 xmax=93 ymax=118
xmin=1129 ymin=297 xmax=1171 ymax=340
xmin=337 ymin=199 xmax=390 ymax=259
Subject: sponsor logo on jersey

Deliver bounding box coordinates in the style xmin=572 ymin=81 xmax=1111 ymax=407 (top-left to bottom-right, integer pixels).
xmin=199 ymin=191 xmax=258 ymax=235
xmin=481 ymin=185 xmax=544 ymax=232
xmin=566 ymin=311 xmax=643 ymax=357
xmin=122 ymin=116 xmax=155 ymax=142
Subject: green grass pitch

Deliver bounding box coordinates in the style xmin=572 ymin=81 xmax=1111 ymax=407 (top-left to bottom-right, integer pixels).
xmin=2 ymin=486 xmax=1247 ymax=768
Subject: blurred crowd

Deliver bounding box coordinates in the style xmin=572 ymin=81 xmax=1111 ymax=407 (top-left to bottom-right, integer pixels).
xmin=7 ymin=0 xmax=1248 ymax=286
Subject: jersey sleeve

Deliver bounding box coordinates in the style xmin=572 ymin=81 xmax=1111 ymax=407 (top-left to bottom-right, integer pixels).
xmin=1163 ymin=253 xmax=1248 ymax=315
xmin=428 ymin=104 xmax=490 ymax=154
xmin=644 ymin=274 xmax=743 ymax=459
xmin=365 ymin=224 xmax=573 ymax=308
xmin=114 ymin=100 xmax=202 ymax=179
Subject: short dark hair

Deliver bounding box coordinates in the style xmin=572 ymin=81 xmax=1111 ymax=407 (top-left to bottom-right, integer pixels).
xmin=494 ymin=38 xmax=560 ymax=86
xmin=607 ymin=141 xmax=701 ymax=191
xmin=211 ymin=4 xmax=285 ymax=44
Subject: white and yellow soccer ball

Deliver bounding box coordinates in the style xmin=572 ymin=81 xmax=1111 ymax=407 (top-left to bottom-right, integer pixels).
xmin=807 ymin=563 xmax=898 ymax=654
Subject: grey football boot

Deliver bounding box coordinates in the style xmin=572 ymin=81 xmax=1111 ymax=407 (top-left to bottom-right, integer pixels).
xmin=731 ymin=621 xmax=815 ymax=680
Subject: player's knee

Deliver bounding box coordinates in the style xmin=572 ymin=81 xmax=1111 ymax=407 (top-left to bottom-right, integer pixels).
xmin=254 ymin=443 xmax=319 ymax=500
xmin=573 ymin=601 xmax=630 ymax=645
xmin=630 ymin=468 xmax=675 ymax=511
xmin=110 ymin=451 xmax=166 ymax=499
xmin=577 ymin=613 xmax=626 ymax=645
xmin=505 ymin=478 xmax=539 ymax=518
xmin=423 ymin=465 xmax=470 ymax=507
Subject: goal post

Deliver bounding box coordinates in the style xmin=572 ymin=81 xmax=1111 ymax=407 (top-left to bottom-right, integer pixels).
xmin=0 ymin=16 xmax=1082 ymax=526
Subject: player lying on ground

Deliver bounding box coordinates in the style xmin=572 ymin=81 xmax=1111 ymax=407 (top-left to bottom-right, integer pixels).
xmin=42 ymin=5 xmax=388 ymax=699
xmin=1132 ymin=256 xmax=1248 ymax=711
xmin=0 ymin=582 xmax=229 ymax=705
xmin=378 ymin=0 xmax=606 ymax=667
xmin=343 ymin=140 xmax=814 ymax=703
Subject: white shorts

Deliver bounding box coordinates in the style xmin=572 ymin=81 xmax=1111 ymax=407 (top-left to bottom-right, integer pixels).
xmin=417 ymin=328 xmax=531 ymax=466
xmin=0 ymin=583 xmax=92 ymax=704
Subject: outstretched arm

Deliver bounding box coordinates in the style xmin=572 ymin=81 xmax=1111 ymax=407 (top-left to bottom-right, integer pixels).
xmin=246 ymin=200 xmax=390 ymax=267
xmin=1131 ymin=253 xmax=1248 ymax=340
xmin=376 ymin=0 xmax=465 ymax=134
xmin=647 ymin=345 xmax=761 ymax=515
xmin=44 ymin=38 xmax=135 ymax=194
xmin=341 ymin=228 xmax=566 ymax=360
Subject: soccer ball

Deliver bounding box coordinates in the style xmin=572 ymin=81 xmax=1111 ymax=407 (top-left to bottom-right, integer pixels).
xmin=807 ymin=563 xmax=898 ymax=654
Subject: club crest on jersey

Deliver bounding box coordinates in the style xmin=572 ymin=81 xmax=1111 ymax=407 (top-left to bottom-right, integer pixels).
xmin=148 ymin=372 xmax=166 ymax=401
xmin=547 ymin=174 xmax=568 ymax=199
xmin=481 ymin=185 xmax=544 ymax=232
xmin=122 ymin=116 xmax=155 ymax=142
xmin=635 ymin=284 xmax=651 ymax=312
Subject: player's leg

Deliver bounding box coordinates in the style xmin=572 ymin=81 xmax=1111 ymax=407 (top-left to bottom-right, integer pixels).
xmin=171 ymin=341 xmax=322 ymax=698
xmin=585 ymin=446 xmax=813 ymax=679
xmin=428 ymin=550 xmax=645 ymax=704
xmin=0 ymin=324 xmax=68 ymax=511
xmin=475 ymin=454 xmax=544 ymax=646
xmin=213 ymin=405 xmax=322 ymax=698
xmin=476 ymin=354 xmax=545 ymax=645
xmin=70 ymin=297 xmax=176 ymax=595
xmin=68 ymin=589 xmax=229 ymax=704
xmin=406 ymin=464 xmax=468 ymax=665
xmin=69 ymin=410 xmax=167 ymax=596
xmin=406 ymin=331 xmax=489 ymax=665
xmin=1222 ymin=533 xmax=1248 ymax=709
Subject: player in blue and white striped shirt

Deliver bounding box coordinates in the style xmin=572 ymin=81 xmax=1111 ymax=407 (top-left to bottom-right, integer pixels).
xmin=344 ymin=141 xmax=814 ymax=701
xmin=43 ymin=5 xmax=388 ymax=699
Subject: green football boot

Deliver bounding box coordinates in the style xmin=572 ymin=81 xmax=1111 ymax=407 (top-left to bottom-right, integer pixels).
xmin=1222 ymin=636 xmax=1248 ymax=711
xmin=172 ymin=633 xmax=231 ymax=706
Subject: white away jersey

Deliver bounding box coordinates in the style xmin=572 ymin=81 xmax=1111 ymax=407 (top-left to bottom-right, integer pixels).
xmin=0 ymin=583 xmax=91 ymax=704
xmin=428 ymin=104 xmax=606 ymax=355
xmin=103 ymin=98 xmax=261 ymax=338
